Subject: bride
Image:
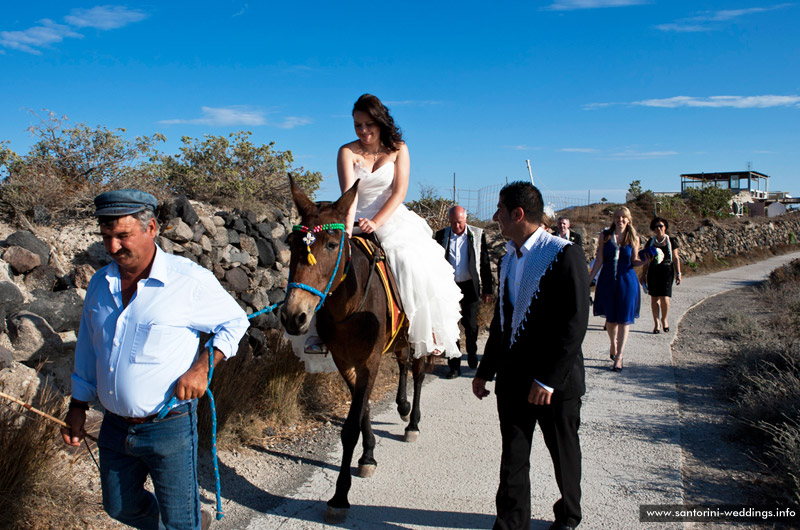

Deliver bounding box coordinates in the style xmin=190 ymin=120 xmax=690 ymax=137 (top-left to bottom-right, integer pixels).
xmin=293 ymin=94 xmax=463 ymax=371
xmin=338 ymin=94 xmax=463 ymax=358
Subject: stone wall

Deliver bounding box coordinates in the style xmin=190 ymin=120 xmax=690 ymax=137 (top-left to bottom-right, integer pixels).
xmin=0 ymin=196 xmax=294 ymax=398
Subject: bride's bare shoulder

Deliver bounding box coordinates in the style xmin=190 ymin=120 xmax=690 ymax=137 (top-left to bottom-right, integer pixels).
xmin=340 ymin=141 xmax=360 ymax=153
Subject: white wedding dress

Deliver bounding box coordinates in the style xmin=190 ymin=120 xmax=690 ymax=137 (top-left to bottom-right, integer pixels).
xmin=352 ymin=161 xmax=463 ymax=357
xmin=288 ymin=161 xmax=463 ymax=373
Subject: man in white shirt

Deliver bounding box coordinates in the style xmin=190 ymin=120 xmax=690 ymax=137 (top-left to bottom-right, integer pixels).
xmin=435 ymin=206 xmax=494 ymax=378
xmin=61 ymin=189 xmax=249 ymax=530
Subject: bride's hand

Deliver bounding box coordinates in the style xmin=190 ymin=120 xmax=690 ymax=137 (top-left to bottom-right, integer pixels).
xmin=358 ymin=218 xmax=377 ymax=234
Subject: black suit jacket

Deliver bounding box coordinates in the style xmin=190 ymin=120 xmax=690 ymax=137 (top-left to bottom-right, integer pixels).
xmin=552 ymin=230 xmax=583 ymax=246
xmin=434 ymin=225 xmax=494 ymax=299
xmin=476 ymin=243 xmax=589 ymax=401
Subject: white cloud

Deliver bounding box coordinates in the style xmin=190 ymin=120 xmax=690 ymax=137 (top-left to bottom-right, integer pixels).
xmin=1 ymin=6 xmax=147 ymax=54
xmin=383 ymin=100 xmax=443 ymax=107
xmin=0 ymin=19 xmax=82 ymax=55
xmin=159 ymin=106 xmax=312 ymax=129
xmin=503 ymin=145 xmax=540 ymax=151
xmin=544 ymin=0 xmax=648 ymax=11
xmin=233 ymin=4 xmax=248 ymax=17
xmin=654 ymin=23 xmax=710 ymax=32
xmin=633 ymin=95 xmax=800 ymax=108
xmin=560 ymin=147 xmax=600 ymax=153
xmin=606 ymin=150 xmax=678 ymax=160
xmin=64 ymin=6 xmax=147 ymax=30
xmin=274 ymin=116 xmax=312 ymax=129
xmin=160 ymin=106 xmax=266 ymax=126
xmin=657 ymin=3 xmax=793 ymax=32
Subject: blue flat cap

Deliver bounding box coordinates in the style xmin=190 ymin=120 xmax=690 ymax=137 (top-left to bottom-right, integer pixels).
xmin=94 ymin=189 xmax=158 ymax=217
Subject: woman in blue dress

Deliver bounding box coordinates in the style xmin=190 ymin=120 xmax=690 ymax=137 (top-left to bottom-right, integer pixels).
xmin=589 ymin=207 xmax=650 ymax=372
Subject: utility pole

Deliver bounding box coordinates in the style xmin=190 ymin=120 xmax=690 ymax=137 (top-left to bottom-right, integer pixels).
xmin=526 ymin=160 xmax=534 ymax=186
xmin=453 ymin=172 xmax=456 ymax=204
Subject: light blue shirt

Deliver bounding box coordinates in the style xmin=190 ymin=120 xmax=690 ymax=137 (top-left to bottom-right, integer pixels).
xmin=72 ymin=245 xmax=249 ymax=417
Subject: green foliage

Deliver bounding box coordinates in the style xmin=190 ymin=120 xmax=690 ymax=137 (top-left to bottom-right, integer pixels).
xmin=406 ymin=184 xmax=454 ymax=229
xmin=153 ymin=131 xmax=321 ymax=211
xmin=0 ymin=111 xmax=166 ymax=218
xmin=600 ymin=197 xmax=608 ymax=203
xmin=0 ymin=111 xmax=322 ymax=221
xmin=686 ymin=260 xmax=698 ymax=269
xmin=789 ymin=231 xmax=797 ymax=245
xmin=628 ymin=180 xmax=643 ymax=198
xmin=683 ymin=183 xmax=734 ymax=218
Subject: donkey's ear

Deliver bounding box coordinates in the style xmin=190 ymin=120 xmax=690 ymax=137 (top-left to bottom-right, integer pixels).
xmin=332 ymin=179 xmax=360 ymax=218
xmin=289 ymin=174 xmax=316 ymax=217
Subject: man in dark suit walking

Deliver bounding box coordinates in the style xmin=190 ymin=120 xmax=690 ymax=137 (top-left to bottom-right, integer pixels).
xmin=554 ymin=216 xmax=583 ymax=246
xmin=473 ymin=182 xmax=589 ymax=530
xmin=435 ymin=205 xmax=494 ymax=378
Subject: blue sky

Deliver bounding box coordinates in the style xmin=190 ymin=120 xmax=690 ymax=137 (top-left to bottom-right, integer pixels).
xmin=1 ymin=1 xmax=798 ymax=209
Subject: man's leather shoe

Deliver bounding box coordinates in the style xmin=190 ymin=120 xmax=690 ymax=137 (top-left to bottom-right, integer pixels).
xmin=201 ymin=509 xmax=212 ymax=530
xmin=445 ymin=369 xmax=460 ymax=379
xmin=467 ymin=352 xmax=478 ymax=369
xmin=548 ymin=523 xmax=576 ymax=530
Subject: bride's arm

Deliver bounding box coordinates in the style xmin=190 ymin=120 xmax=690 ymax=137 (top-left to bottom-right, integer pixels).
xmin=362 ymin=143 xmax=410 ymax=232
xmin=337 ymin=145 xmax=358 ymax=236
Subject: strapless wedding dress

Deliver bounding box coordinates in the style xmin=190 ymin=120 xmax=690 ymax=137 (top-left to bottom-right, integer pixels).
xmin=353 ymin=161 xmax=463 ymax=358
xmin=288 ymin=161 xmax=463 ymax=372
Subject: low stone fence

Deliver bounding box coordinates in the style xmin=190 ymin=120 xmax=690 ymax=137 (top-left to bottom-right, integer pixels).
xmin=0 ymin=196 xmax=293 ymax=399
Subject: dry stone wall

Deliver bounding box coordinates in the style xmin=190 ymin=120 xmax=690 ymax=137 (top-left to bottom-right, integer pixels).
xmin=0 ymin=196 xmax=296 ymax=399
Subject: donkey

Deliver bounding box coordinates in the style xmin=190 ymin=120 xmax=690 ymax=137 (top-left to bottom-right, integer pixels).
xmin=280 ymin=177 xmax=428 ymax=523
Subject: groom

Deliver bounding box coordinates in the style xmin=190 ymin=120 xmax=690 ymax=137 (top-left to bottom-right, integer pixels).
xmin=473 ymin=181 xmax=589 ymax=530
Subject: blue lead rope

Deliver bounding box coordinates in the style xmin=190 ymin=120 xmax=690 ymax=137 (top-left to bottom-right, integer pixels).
xmin=156 ymin=300 xmax=285 ymax=522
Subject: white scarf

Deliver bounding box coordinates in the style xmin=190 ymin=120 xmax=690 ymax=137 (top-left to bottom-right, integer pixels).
xmin=498 ymin=228 xmax=572 ymax=346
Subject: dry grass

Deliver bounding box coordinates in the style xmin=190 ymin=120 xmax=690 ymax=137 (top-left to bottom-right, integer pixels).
xmin=724 ymin=258 xmax=800 ymax=508
xmin=0 ymin=376 xmax=103 ymax=530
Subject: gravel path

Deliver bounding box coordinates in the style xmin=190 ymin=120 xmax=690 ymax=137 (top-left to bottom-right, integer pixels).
xmin=200 ymin=251 xmax=800 ymax=530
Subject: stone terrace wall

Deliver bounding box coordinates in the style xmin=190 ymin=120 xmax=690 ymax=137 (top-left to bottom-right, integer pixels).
xmin=0 ymin=196 xmax=294 ymax=398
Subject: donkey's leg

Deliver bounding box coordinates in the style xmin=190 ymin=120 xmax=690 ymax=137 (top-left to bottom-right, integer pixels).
xmin=356 ymin=357 xmax=380 ymax=477
xmin=395 ymin=348 xmax=411 ymax=421
xmin=404 ymin=353 xmax=426 ymax=443
xmin=326 ymin=367 xmax=371 ymax=523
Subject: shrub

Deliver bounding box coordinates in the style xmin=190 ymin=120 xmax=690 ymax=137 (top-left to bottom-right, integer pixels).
xmin=0 ymin=111 xmax=166 ymax=220
xmin=406 ymin=184 xmax=453 ymax=230
xmin=153 ymin=132 xmax=322 ymax=213
xmin=683 ymin=184 xmax=734 ymax=218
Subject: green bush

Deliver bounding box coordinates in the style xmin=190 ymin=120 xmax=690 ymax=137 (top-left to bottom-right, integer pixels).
xmin=153 ymin=131 xmax=322 ymax=212
xmin=683 ymin=184 xmax=734 ymax=218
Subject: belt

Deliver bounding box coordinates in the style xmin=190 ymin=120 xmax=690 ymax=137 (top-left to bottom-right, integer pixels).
xmin=108 ymin=405 xmax=186 ymax=424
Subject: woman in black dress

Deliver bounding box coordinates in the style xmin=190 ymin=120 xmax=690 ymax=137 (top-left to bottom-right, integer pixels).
xmin=641 ymin=217 xmax=682 ymax=333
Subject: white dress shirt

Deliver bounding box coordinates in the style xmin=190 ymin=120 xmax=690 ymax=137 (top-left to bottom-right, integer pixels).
xmin=504 ymin=227 xmax=554 ymax=393
xmin=71 ymin=246 xmax=249 ymax=417
xmin=448 ymin=231 xmax=471 ymax=283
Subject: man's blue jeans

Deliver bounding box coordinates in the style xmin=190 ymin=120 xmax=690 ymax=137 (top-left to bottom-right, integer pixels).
xmin=98 ymin=401 xmax=201 ymax=530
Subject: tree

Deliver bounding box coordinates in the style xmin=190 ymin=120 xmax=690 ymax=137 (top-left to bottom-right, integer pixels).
xmin=0 ymin=110 xmax=166 ymax=218
xmin=406 ymin=184 xmax=453 ymax=229
xmin=684 ymin=184 xmax=734 ymax=218
xmin=152 ymin=131 xmax=322 ymax=210
xmin=628 ymin=180 xmax=643 ymax=198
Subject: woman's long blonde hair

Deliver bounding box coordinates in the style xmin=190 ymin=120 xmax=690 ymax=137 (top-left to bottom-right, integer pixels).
xmin=605 ymin=206 xmax=639 ymax=247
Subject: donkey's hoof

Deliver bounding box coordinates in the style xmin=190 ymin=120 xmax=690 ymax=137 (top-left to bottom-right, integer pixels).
xmin=400 ymin=414 xmax=410 ymax=423
xmin=357 ymin=464 xmax=376 ymax=478
xmin=403 ymin=430 xmax=419 ymax=443
xmin=325 ymin=507 xmax=348 ymax=524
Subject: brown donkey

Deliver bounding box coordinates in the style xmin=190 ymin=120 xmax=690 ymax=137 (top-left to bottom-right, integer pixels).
xmin=280 ymin=177 xmax=427 ymax=523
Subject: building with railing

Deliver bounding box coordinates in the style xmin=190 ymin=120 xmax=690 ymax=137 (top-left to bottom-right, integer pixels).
xmin=680 ymin=170 xmax=770 ymax=199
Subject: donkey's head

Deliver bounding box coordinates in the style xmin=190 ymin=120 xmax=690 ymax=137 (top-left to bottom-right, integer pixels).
xmin=280 ymin=176 xmax=359 ymax=336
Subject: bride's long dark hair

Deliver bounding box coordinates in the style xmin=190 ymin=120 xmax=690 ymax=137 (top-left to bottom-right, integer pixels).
xmin=352 ymin=94 xmax=403 ymax=152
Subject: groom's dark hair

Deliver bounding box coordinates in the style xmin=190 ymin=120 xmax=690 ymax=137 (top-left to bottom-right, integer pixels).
xmin=499 ymin=181 xmax=545 ymax=225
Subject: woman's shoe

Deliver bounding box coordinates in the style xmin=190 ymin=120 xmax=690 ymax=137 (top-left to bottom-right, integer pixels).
xmin=664 ymin=326 xmax=670 ymax=332
xmin=653 ymin=328 xmax=660 ymax=334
